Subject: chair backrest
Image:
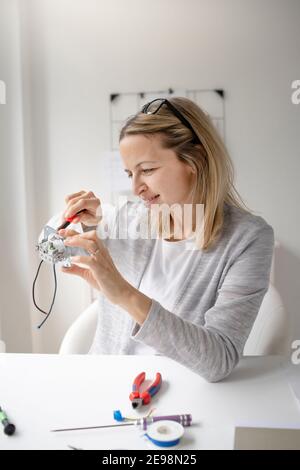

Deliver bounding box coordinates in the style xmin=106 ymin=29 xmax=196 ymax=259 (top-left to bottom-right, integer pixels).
xmin=243 ymin=240 xmax=289 ymax=355
xmin=243 ymin=283 xmax=290 ymax=355
xmin=0 ymin=340 xmax=6 ymax=353
xmin=59 ymin=300 xmax=98 ymax=354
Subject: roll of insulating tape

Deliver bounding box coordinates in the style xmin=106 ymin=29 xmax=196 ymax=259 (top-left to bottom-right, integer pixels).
xmin=145 ymin=420 xmax=185 ymax=447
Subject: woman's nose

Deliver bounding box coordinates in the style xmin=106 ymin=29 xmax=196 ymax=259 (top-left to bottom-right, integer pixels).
xmin=132 ymin=175 xmax=147 ymax=197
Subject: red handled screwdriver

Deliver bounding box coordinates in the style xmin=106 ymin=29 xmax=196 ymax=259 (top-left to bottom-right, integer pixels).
xmin=57 ymin=209 xmax=86 ymax=231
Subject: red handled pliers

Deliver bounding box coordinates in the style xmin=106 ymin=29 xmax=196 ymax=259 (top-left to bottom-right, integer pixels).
xmin=129 ymin=372 xmax=162 ymax=409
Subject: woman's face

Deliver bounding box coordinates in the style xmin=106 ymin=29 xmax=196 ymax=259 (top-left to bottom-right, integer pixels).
xmin=119 ymin=134 xmax=195 ymax=208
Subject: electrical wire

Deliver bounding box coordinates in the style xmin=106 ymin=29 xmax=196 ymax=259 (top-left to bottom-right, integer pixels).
xmin=32 ymin=260 xmax=57 ymax=329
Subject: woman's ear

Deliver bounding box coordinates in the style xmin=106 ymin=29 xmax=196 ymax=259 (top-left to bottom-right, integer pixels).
xmin=188 ymin=163 xmax=197 ymax=175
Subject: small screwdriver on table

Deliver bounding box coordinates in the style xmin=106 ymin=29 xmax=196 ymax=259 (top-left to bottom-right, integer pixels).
xmin=0 ymin=406 xmax=16 ymax=436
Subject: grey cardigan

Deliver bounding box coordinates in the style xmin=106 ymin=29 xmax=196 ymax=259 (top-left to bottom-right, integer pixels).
xmin=89 ymin=201 xmax=274 ymax=382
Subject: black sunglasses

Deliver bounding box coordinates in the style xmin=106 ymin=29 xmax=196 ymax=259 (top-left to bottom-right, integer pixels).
xmin=141 ymin=98 xmax=201 ymax=144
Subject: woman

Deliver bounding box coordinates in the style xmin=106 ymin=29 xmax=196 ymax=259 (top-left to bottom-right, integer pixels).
xmin=59 ymin=97 xmax=274 ymax=382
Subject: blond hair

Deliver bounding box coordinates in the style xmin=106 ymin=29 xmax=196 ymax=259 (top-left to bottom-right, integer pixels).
xmin=119 ymin=97 xmax=252 ymax=250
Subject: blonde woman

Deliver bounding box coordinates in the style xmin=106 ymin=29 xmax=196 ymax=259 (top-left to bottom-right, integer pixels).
xmin=59 ymin=97 xmax=274 ymax=382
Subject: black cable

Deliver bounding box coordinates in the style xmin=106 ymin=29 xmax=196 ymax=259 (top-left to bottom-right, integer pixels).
xmin=32 ymin=260 xmax=58 ymax=329
xmin=32 ymin=260 xmax=46 ymax=314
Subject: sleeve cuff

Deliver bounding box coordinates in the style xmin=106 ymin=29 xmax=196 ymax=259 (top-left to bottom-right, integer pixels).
xmin=131 ymin=298 xmax=162 ymax=342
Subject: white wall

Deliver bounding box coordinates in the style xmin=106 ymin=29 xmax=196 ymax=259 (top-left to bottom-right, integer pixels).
xmin=0 ymin=0 xmax=33 ymax=352
xmin=1 ymin=0 xmax=300 ymax=352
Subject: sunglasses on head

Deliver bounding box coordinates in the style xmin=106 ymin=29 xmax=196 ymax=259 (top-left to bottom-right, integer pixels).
xmin=141 ymin=98 xmax=201 ymax=144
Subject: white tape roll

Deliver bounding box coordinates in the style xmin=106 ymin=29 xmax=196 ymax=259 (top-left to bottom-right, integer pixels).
xmin=145 ymin=420 xmax=185 ymax=447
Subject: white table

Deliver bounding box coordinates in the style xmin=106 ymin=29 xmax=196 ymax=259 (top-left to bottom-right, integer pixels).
xmin=0 ymin=354 xmax=299 ymax=450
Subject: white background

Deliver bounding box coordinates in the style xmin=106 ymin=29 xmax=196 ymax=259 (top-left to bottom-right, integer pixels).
xmin=0 ymin=0 xmax=299 ymax=353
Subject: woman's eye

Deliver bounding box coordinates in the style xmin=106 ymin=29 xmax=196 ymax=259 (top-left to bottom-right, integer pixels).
xmin=126 ymin=168 xmax=155 ymax=178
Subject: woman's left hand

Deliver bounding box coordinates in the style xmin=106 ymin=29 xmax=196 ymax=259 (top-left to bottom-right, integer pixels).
xmin=60 ymin=229 xmax=130 ymax=305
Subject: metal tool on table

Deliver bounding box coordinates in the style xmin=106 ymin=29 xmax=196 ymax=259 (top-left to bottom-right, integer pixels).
xmin=51 ymin=414 xmax=192 ymax=432
xmin=129 ymin=372 xmax=162 ymax=409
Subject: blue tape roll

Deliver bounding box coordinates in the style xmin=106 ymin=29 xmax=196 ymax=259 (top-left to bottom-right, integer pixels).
xmin=145 ymin=420 xmax=184 ymax=448
xmin=145 ymin=434 xmax=181 ymax=447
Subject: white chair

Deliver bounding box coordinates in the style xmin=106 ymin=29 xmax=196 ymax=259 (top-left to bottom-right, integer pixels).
xmin=59 ymin=300 xmax=98 ymax=354
xmin=244 ymin=240 xmax=290 ymax=355
xmin=59 ymin=282 xmax=289 ymax=355
xmin=243 ymin=283 xmax=289 ymax=355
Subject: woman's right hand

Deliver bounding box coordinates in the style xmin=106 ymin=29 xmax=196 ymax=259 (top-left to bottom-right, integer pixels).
xmin=63 ymin=190 xmax=102 ymax=227
xmin=57 ymin=227 xmax=102 ymax=291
